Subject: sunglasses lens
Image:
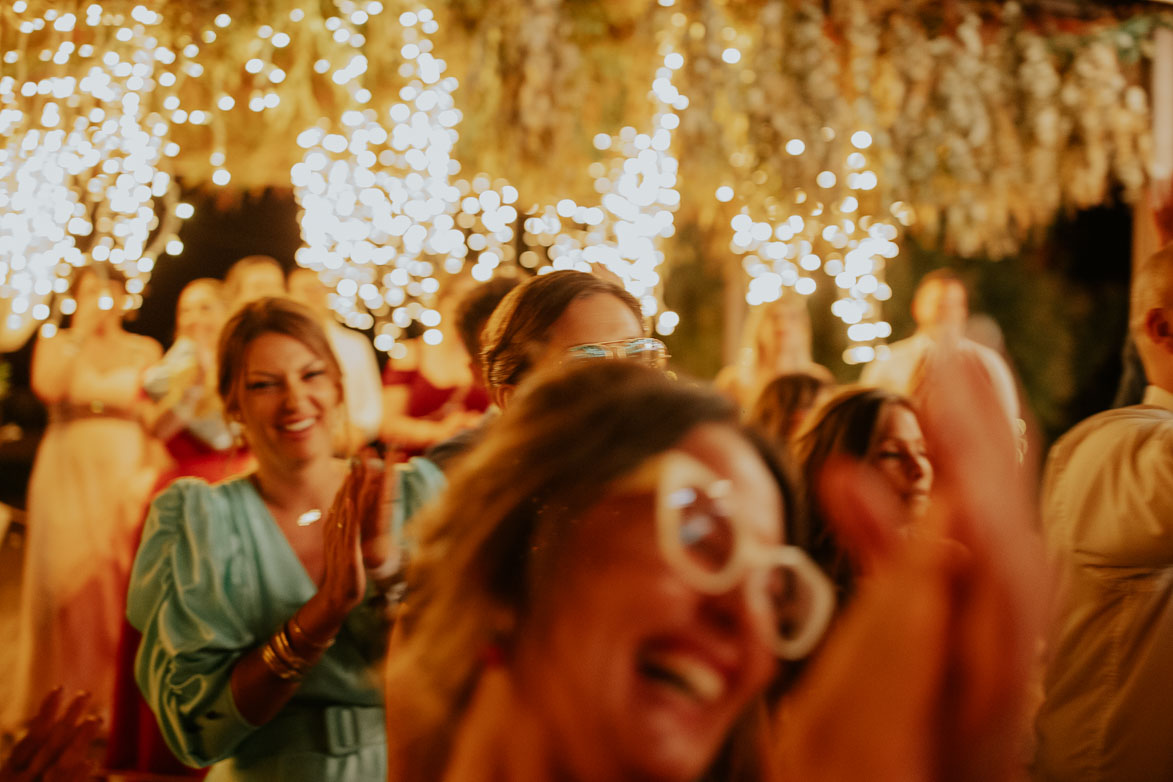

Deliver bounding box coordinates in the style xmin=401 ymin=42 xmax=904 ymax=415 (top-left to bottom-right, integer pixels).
xmin=669 ymin=487 xmax=736 ymax=575
xmin=567 ymin=345 xmax=609 ymax=361
xmin=626 ymin=340 xmax=668 ymax=367
xmin=763 ymin=563 xmax=821 ymax=644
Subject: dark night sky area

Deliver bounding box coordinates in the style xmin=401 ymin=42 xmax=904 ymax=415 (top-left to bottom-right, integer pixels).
xmin=132 ymin=186 xmax=303 ymax=343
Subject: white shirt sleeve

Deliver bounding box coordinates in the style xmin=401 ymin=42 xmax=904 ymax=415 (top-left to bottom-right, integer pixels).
xmin=1043 ymin=403 xmax=1173 ymax=567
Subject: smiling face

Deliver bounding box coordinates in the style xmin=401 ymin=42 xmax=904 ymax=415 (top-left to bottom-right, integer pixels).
xmin=514 ymin=423 xmax=780 ymax=782
xmin=176 ymin=282 xmax=226 ymax=349
xmin=230 ymin=332 xmax=342 ymax=470
xmin=865 ymin=403 xmax=933 ymax=518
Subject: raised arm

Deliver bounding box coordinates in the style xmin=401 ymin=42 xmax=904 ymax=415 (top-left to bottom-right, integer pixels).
xmin=227 ymin=463 xmax=379 ymax=725
xmin=29 ymin=333 xmax=73 ymax=405
xmin=776 ymin=351 xmax=1045 ymax=781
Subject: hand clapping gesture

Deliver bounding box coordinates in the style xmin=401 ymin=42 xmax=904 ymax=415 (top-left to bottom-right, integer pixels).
xmin=778 ymin=350 xmax=1046 ymax=782
xmin=0 ymin=690 xmax=99 ymax=782
xmin=318 ymin=454 xmax=397 ymax=615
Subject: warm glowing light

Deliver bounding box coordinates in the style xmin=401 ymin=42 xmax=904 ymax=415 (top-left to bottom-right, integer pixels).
xmin=0 ymin=6 xmax=180 ymax=332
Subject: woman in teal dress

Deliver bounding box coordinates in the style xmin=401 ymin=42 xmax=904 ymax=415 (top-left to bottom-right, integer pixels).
xmin=128 ymin=297 xmax=443 ymax=781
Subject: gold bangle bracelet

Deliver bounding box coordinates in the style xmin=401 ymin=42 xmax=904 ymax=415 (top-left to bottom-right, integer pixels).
xmin=287 ymin=615 xmax=334 ymax=653
xmin=271 ymin=628 xmax=311 ymax=676
xmin=260 ymin=640 xmax=302 ymax=681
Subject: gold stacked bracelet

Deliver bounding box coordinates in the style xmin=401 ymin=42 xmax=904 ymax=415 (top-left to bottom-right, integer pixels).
xmin=260 ymin=618 xmax=335 ymax=683
xmin=260 ymin=632 xmax=304 ymax=682
xmin=287 ymin=615 xmax=335 ymax=654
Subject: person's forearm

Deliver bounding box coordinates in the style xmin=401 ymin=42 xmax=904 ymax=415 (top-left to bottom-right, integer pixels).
xmin=228 ymin=595 xmax=349 ymax=725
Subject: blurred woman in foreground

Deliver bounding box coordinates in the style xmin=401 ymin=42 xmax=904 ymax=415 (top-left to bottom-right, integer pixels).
xmin=387 ymin=358 xmax=1043 ymax=782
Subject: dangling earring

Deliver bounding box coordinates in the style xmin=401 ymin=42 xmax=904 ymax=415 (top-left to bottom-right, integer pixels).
xmin=479 ymin=606 xmax=517 ymax=669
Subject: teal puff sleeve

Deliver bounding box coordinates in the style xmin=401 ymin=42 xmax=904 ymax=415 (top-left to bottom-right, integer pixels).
xmin=127 ymin=478 xmax=260 ymax=767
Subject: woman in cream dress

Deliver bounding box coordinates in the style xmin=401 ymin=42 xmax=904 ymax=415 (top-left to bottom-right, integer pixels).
xmin=5 ymin=267 xmax=162 ymax=732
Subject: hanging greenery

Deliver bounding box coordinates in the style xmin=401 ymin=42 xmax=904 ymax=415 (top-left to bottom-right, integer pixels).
xmin=0 ymin=0 xmax=1164 ymax=335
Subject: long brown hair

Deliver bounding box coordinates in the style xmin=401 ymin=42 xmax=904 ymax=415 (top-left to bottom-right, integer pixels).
xmin=790 ymin=385 xmax=917 ymax=599
xmin=386 ymin=361 xmax=799 ymax=781
xmin=747 ymin=372 xmax=830 ymax=447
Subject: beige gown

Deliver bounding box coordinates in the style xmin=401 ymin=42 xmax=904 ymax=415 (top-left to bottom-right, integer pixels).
xmin=5 ymin=337 xmax=160 ymax=730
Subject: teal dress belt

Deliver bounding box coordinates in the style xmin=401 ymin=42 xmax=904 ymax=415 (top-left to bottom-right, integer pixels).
xmin=234 ymin=703 xmax=384 ymax=763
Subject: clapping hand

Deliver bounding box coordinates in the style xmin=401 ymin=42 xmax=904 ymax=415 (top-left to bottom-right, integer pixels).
xmin=319 ymin=454 xmax=395 ymax=613
xmin=0 ymin=689 xmax=99 ymax=782
xmin=777 ymin=351 xmax=1046 ymax=782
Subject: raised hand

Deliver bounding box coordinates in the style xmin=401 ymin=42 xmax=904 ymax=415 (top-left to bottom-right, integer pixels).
xmin=318 ymin=461 xmax=370 ymax=614
xmin=777 ymin=350 xmax=1046 ymax=782
xmin=318 ymin=454 xmax=397 ymax=612
xmin=0 ymin=689 xmax=100 ymax=782
xmin=352 ymin=452 xmax=397 ymax=575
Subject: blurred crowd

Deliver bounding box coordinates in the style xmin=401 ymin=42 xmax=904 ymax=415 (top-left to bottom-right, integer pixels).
xmin=0 ymin=242 xmax=1170 ymax=782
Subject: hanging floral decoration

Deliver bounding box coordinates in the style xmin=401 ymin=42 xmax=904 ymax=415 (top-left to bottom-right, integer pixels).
xmin=0 ymin=0 xmax=1164 ymax=347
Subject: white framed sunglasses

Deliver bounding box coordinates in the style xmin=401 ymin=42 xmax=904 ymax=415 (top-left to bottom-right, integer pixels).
xmin=615 ymin=450 xmax=836 ymax=660
xmin=564 ymin=337 xmax=670 ymax=369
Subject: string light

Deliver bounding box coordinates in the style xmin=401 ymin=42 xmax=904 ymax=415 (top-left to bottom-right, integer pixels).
xmin=292 ymin=9 xmax=684 ymax=347
xmin=1 ymin=2 xmax=185 ymax=337
xmin=3 ymin=2 xmax=934 ymax=359
xmin=293 ymin=3 xmax=467 ymax=342
xmin=510 ymin=49 xmax=685 ymax=335
xmin=726 ymin=126 xmax=898 ymax=364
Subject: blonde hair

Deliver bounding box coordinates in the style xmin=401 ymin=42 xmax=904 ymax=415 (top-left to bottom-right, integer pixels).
xmin=158 ymin=278 xmax=228 ymax=419
xmin=743 ymin=296 xmax=813 ymax=365
xmin=727 ymin=296 xmax=819 ymax=403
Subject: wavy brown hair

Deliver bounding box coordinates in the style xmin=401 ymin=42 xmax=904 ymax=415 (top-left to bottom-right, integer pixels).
xmin=480 ymin=269 xmax=643 ymax=391
xmin=747 ymin=372 xmax=830 ymax=447
xmin=216 ymin=296 xmax=343 ymax=416
xmin=386 ymin=361 xmax=799 ymax=782
xmin=790 ymin=385 xmax=919 ymax=599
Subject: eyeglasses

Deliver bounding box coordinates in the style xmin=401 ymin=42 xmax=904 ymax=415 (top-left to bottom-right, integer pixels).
xmin=564 ymin=337 xmax=670 ymax=369
xmin=614 ymin=451 xmax=836 ymax=660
